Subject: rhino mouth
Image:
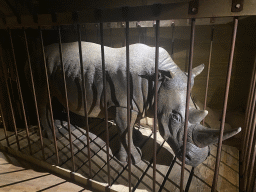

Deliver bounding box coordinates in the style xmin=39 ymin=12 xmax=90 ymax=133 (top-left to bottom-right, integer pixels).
xmin=174 ymin=143 xmax=210 ymax=167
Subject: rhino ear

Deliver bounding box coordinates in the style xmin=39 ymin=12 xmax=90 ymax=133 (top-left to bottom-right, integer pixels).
xmin=192 ymin=125 xmax=241 ymax=148
xmin=192 ymin=64 xmax=204 ymax=77
xmin=189 ymin=109 xmax=208 ymax=124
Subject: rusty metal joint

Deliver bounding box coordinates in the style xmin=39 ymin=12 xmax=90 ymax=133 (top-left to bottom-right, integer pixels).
xmin=188 ymin=0 xmax=199 ymax=15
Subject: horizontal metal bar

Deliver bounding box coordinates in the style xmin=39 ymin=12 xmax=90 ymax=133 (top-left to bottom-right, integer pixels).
xmin=0 ymin=17 xmax=240 ymax=30
xmin=1 ymin=0 xmax=255 ymax=28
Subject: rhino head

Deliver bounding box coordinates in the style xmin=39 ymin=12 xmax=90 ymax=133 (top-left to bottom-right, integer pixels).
xmin=157 ymin=64 xmax=241 ymax=167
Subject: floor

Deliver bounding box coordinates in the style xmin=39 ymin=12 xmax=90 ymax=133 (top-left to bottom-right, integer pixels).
xmin=0 ymin=118 xmax=240 ymax=192
xmin=0 ymin=150 xmax=99 ymax=192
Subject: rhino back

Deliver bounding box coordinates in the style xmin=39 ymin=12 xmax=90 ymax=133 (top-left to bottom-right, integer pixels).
xmin=44 ymin=42 xmax=173 ymax=118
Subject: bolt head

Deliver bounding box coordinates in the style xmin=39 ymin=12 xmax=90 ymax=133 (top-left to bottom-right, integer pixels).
xmin=192 ymin=7 xmax=197 ymax=12
xmin=235 ymin=3 xmax=241 ymax=9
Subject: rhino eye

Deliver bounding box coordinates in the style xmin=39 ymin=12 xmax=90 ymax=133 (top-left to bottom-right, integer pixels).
xmin=172 ymin=112 xmax=181 ymax=123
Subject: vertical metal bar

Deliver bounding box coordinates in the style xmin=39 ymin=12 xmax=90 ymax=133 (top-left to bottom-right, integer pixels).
xmin=39 ymin=27 xmax=59 ymax=165
xmin=244 ymin=62 xmax=256 ymax=190
xmin=57 ymin=26 xmax=75 ymax=172
xmin=0 ymin=94 xmax=10 ymax=146
xmin=241 ymin=59 xmax=256 ymax=167
xmin=126 ymin=21 xmax=132 ymax=192
xmin=202 ymin=26 xmax=214 ymax=125
xmin=0 ymin=48 xmax=10 ymax=147
xmin=244 ymin=88 xmax=256 ymax=191
xmin=180 ymin=18 xmax=196 ymax=192
xmin=100 ymin=22 xmax=111 ymax=187
xmin=246 ymin=122 xmax=256 ymax=191
xmin=77 ymin=24 xmax=92 ymax=178
xmin=8 ymin=28 xmax=32 ymax=155
xmin=254 ymin=177 xmax=256 ymax=192
xmin=240 ymin=54 xmax=256 ymax=191
xmin=242 ymin=67 xmax=256 ymax=157
xmin=23 ymin=28 xmax=45 ymax=160
xmin=211 ymin=17 xmax=238 ymax=192
xmin=0 ymin=51 xmax=20 ymax=150
xmin=170 ymin=22 xmax=175 ymax=58
xmin=153 ymin=19 xmax=160 ymax=192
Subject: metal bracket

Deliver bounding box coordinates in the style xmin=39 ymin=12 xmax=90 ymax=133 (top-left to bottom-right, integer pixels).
xmin=231 ymin=0 xmax=244 ymax=12
xmin=188 ymin=0 xmax=199 ymax=15
xmin=136 ymin=21 xmax=141 ymax=27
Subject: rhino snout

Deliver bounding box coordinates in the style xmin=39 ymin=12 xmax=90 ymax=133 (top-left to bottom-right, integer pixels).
xmin=176 ymin=142 xmax=210 ymax=167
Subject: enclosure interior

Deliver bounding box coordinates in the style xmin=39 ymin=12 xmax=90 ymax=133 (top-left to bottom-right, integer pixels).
xmin=0 ymin=16 xmax=255 ymax=191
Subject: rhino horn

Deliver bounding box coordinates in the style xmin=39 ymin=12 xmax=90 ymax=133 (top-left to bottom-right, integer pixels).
xmin=192 ymin=125 xmax=241 ymax=148
xmin=189 ymin=109 xmax=208 ymax=124
xmin=192 ymin=64 xmax=205 ymax=77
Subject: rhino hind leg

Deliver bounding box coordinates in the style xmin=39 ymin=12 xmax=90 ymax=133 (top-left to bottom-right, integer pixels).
xmin=115 ymin=107 xmax=142 ymax=165
xmin=35 ymin=83 xmax=55 ymax=140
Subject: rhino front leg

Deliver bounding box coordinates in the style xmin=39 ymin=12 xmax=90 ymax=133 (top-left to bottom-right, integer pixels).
xmin=115 ymin=107 xmax=142 ymax=165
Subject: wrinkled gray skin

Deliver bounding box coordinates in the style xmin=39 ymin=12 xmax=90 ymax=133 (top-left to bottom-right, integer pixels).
xmin=26 ymin=42 xmax=241 ymax=167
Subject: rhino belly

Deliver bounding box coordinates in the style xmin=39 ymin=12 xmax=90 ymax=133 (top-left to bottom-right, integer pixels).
xmin=51 ymin=70 xmax=107 ymax=118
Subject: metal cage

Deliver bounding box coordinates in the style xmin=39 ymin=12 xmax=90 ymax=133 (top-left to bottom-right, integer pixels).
xmin=0 ymin=1 xmax=256 ymax=192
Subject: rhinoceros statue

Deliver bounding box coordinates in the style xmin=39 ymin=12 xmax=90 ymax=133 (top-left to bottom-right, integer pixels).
xmin=26 ymin=42 xmax=241 ymax=167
